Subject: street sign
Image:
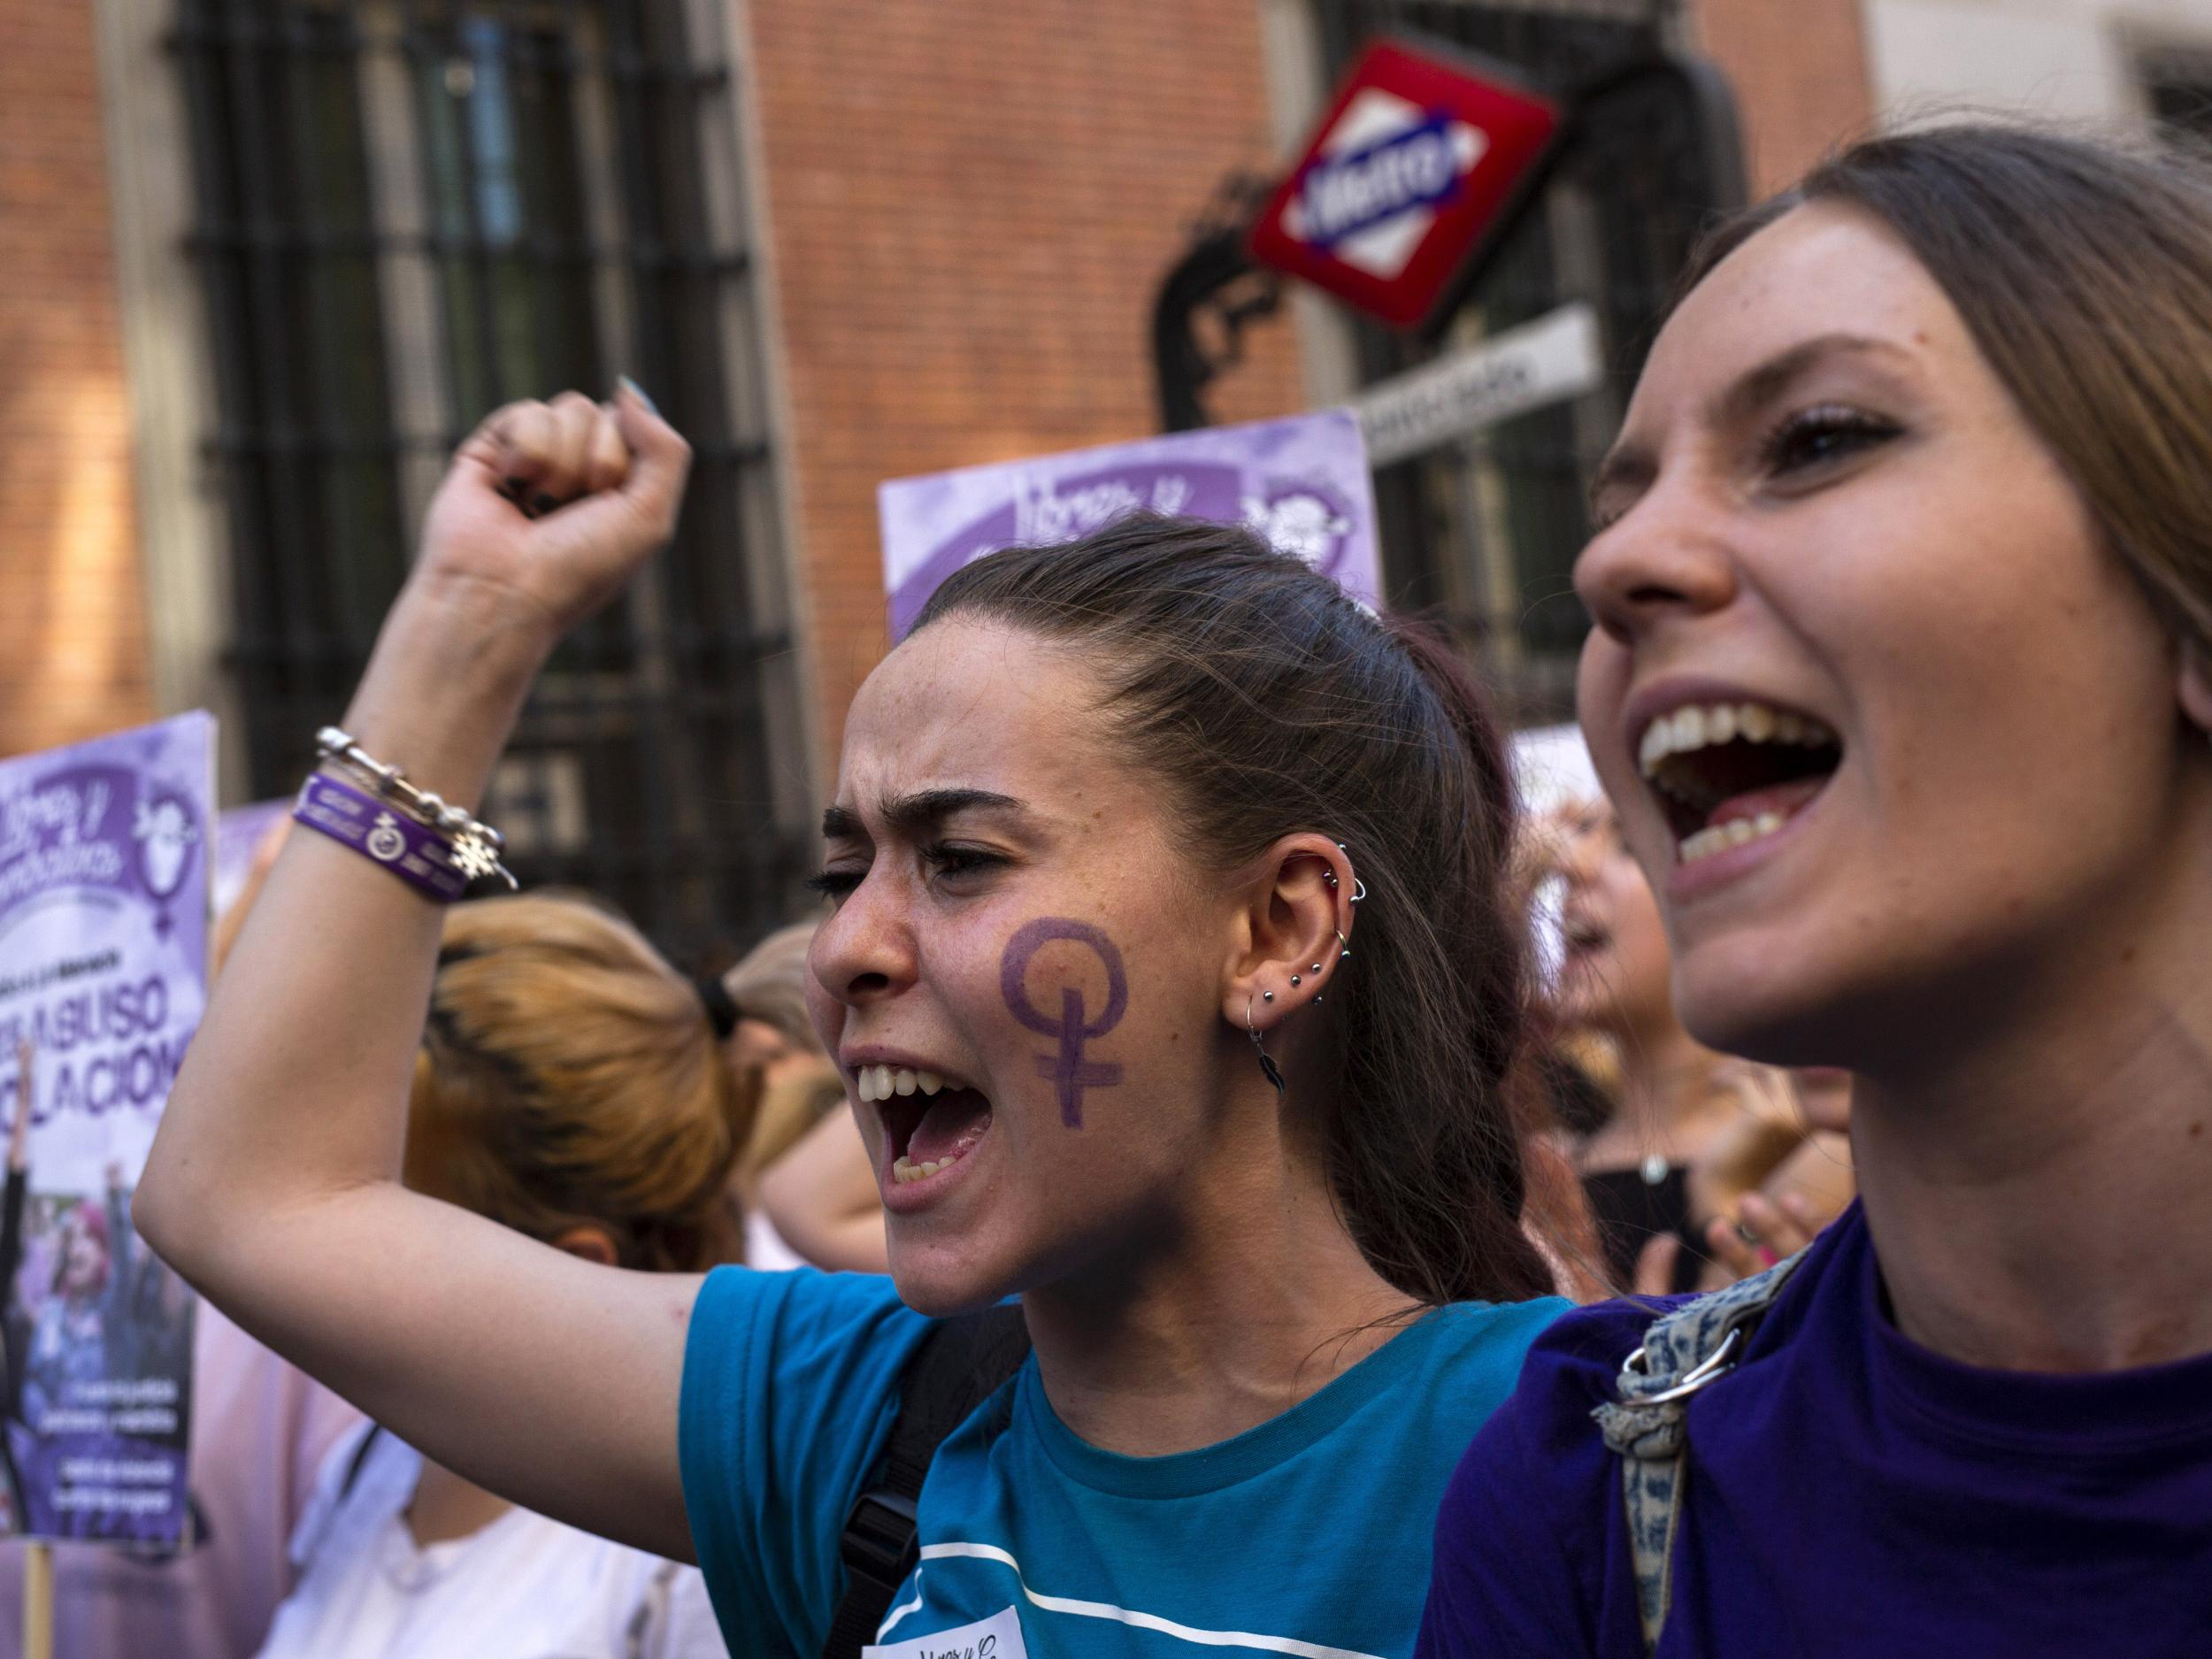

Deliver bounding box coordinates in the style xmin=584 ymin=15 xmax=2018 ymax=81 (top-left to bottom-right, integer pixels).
xmin=1248 ymin=38 xmax=1562 ymax=333
xmin=1354 ymin=303 xmax=1603 ymax=466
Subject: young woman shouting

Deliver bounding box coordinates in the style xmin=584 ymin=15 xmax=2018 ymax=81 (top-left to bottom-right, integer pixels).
xmin=1419 ymin=124 xmax=2212 ymax=1658
xmin=136 ymin=384 xmax=1565 ymax=1656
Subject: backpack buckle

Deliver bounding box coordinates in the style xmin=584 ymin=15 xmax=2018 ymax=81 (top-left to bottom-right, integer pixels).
xmin=1622 ymin=1324 xmax=1743 ymax=1405
xmin=839 ymin=1488 xmax=920 ymax=1594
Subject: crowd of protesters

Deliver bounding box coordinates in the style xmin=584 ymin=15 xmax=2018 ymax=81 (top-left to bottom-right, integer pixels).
xmin=0 ymin=115 xmax=2196 ymax=1655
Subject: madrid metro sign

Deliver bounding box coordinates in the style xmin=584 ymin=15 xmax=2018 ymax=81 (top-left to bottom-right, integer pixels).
xmin=1247 ymin=39 xmax=1563 ymax=333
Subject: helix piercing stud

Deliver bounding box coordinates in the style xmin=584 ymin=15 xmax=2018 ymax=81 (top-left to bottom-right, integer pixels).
xmin=1262 ymin=990 xmax=1274 ymax=1002
xmin=1290 ymin=975 xmax=1302 ymax=987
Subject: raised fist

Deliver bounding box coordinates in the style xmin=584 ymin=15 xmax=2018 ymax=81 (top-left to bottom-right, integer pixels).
xmin=413 ymin=382 xmax=692 ymax=647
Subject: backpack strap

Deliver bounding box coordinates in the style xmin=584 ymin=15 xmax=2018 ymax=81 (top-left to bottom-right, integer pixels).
xmin=625 ymin=1557 xmax=683 ymax=1659
xmin=1590 ymin=1251 xmax=1808 ymax=1655
xmin=337 ymin=1423 xmax=384 ymax=1505
xmin=819 ymin=1304 xmax=1031 ymax=1659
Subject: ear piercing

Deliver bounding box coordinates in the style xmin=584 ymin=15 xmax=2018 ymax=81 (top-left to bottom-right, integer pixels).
xmin=1256 ymin=844 xmax=1361 ymax=1020
xmin=1245 ymin=993 xmax=1286 ymax=1101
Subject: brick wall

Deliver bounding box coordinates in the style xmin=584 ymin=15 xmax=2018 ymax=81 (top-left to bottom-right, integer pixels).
xmin=0 ymin=0 xmax=149 ymax=758
xmin=742 ymin=0 xmax=1307 ymax=770
xmin=1690 ymin=0 xmax=1877 ymax=194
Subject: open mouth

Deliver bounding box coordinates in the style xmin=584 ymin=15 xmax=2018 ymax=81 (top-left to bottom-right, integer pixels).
xmin=1638 ymin=700 xmax=1842 ymax=865
xmin=853 ymin=1064 xmax=995 ymax=1185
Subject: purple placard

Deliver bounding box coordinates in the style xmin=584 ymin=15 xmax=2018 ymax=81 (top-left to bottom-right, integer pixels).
xmin=212 ymin=797 xmax=292 ymax=920
xmin=0 ymin=712 xmax=212 ymax=1544
xmin=877 ymin=410 xmax=1380 ymax=640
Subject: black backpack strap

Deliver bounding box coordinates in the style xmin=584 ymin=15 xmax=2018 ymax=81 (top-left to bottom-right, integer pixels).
xmin=820 ymin=1304 xmax=1030 ymax=1659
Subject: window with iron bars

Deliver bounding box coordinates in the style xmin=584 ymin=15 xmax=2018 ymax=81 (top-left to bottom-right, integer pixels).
xmin=1311 ymin=0 xmax=1720 ymax=727
xmin=2142 ymin=44 xmax=2212 ymax=142
xmin=171 ymin=0 xmax=808 ymax=965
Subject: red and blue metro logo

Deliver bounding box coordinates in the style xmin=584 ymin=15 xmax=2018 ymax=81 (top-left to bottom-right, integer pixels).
xmin=1248 ymin=39 xmax=1562 ymax=333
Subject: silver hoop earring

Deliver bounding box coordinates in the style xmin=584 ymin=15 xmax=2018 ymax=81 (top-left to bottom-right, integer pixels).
xmin=1245 ymin=994 xmax=1286 ymax=1101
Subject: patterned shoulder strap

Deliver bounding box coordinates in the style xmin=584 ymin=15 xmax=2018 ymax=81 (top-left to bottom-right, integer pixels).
xmin=1589 ymin=1252 xmax=1809 ymax=1655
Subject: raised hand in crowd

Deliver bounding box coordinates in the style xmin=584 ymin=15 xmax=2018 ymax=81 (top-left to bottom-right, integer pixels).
xmin=137 ymin=384 xmax=701 ymax=1561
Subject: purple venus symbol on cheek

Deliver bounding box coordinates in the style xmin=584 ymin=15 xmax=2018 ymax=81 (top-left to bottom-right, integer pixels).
xmin=998 ymin=918 xmax=1129 ymax=1128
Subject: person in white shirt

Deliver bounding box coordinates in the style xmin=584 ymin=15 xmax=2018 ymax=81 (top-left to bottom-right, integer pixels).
xmin=252 ymin=892 xmax=748 ymax=1659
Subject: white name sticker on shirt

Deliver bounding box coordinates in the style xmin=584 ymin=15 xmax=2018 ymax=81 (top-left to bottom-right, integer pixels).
xmin=865 ymin=1603 xmax=1028 ymax=1659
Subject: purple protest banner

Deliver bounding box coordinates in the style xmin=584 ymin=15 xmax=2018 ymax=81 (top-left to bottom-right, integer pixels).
xmin=877 ymin=410 xmax=1380 ymax=640
xmin=0 ymin=712 xmax=212 ymax=1545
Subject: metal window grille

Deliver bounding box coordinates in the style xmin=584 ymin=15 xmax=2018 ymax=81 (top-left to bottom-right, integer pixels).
xmin=172 ymin=0 xmax=806 ymax=964
xmin=2142 ymin=47 xmax=2212 ymax=140
xmin=1313 ymin=0 xmax=1732 ymax=726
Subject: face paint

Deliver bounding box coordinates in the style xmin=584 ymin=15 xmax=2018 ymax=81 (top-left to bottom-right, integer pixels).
xmin=999 ymin=918 xmax=1128 ymax=1126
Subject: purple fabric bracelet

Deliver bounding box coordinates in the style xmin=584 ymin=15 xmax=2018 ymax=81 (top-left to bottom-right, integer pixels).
xmin=291 ymin=772 xmax=472 ymax=902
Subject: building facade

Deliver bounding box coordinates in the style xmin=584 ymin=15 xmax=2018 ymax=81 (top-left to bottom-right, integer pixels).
xmin=2 ymin=0 xmax=1883 ymax=963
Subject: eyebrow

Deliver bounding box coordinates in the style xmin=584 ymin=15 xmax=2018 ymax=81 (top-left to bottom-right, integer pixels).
xmin=819 ymin=787 xmax=1028 ymax=842
xmin=1588 ymin=331 xmax=1914 ymax=519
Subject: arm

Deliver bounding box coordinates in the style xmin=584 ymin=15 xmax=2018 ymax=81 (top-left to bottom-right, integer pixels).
xmin=756 ymin=1109 xmax=888 ymax=1275
xmin=135 ymin=388 xmax=701 ymax=1559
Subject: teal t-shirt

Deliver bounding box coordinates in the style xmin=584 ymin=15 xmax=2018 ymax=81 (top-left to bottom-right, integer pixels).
xmin=678 ymin=1266 xmax=1565 ymax=1659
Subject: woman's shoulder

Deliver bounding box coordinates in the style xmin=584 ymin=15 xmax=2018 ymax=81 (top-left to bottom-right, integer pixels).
xmin=688 ymin=1264 xmax=928 ymax=1380
xmin=1424 ymin=1292 xmax=1578 ymax=1355
xmin=1449 ymin=1210 xmax=1864 ymax=1491
xmin=1390 ymin=1293 xmax=1578 ymax=1424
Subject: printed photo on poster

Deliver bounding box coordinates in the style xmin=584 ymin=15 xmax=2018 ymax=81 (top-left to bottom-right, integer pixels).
xmin=0 ymin=712 xmax=212 ymax=1545
xmin=877 ymin=410 xmax=1381 ymax=639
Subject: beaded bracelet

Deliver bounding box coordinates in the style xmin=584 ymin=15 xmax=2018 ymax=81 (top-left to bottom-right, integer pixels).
xmin=304 ymin=726 xmax=518 ymax=893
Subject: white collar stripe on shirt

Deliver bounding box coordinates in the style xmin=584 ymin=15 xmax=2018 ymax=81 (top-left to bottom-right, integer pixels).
xmin=879 ymin=1542 xmax=1388 ymax=1659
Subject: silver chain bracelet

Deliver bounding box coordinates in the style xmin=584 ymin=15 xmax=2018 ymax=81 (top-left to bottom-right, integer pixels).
xmin=313 ymin=726 xmax=518 ymax=889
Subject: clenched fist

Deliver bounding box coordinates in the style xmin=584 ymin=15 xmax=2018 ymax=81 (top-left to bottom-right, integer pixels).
xmin=413 ymin=381 xmax=692 ymax=648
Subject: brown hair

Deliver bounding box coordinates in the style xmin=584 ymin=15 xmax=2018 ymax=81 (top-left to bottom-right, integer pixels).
xmin=409 ymin=893 xmax=755 ymax=1272
xmin=916 ymin=516 xmax=1554 ymax=1305
xmin=1683 ymin=121 xmax=2212 ymax=654
xmin=723 ymin=921 xmax=845 ymax=1180
xmin=721 ymin=921 xmax=824 ymax=1058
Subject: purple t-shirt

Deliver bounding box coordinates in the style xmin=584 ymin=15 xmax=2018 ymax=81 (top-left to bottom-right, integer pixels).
xmin=1418 ymin=1202 xmax=2212 ymax=1658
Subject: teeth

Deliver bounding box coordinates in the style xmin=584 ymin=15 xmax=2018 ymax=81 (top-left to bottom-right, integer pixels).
xmin=1638 ymin=701 xmax=1834 ymax=779
xmin=892 ymin=1153 xmax=961 ymax=1184
xmin=1678 ymin=810 xmax=1786 ymax=865
xmin=855 ymin=1064 xmax=953 ymax=1102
